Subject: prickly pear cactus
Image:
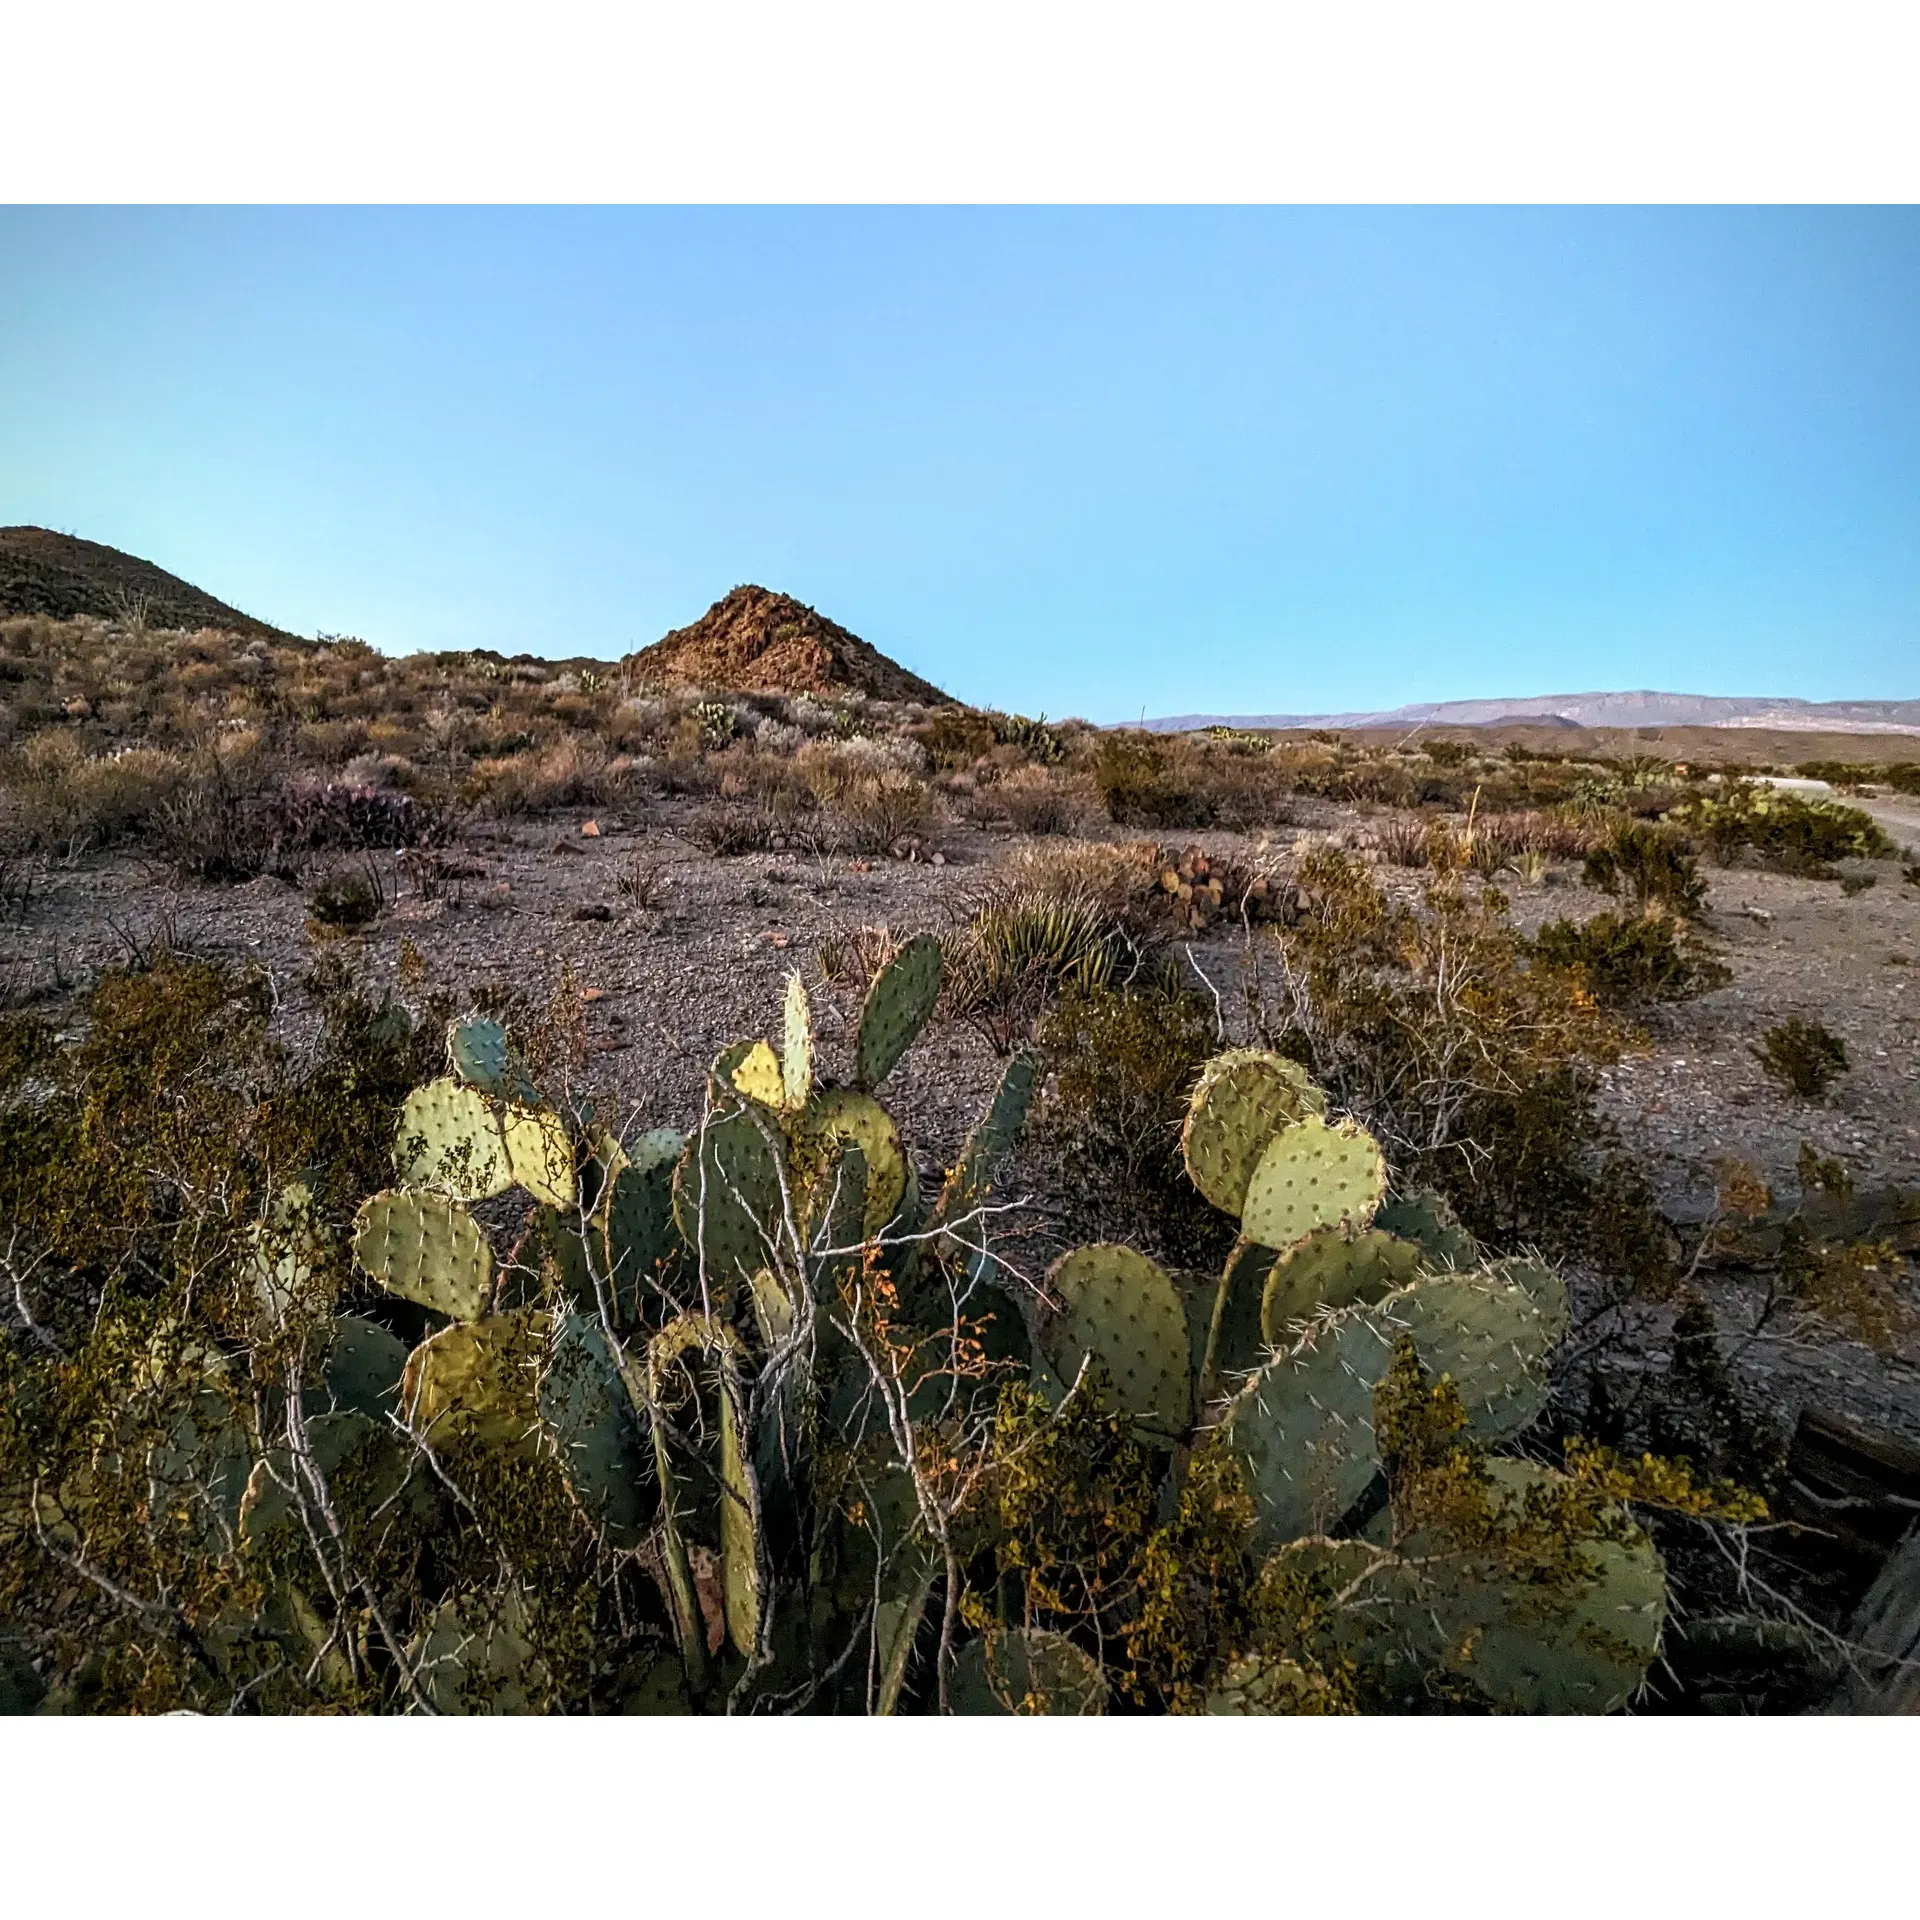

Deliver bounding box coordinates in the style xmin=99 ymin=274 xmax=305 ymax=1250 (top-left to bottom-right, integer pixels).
xmin=602 ymin=1127 xmax=685 ymax=1321
xmin=238 ymin=1409 xmax=428 ymax=1549
xmin=725 ymin=1040 xmax=785 ymax=1109
xmin=1384 ymin=1460 xmax=1667 ymax=1713
xmin=931 ymin=1050 xmax=1036 ymax=1240
xmin=354 ymin=1190 xmax=495 ymax=1321
xmin=1039 ymin=1244 xmax=1192 ymax=1441
xmin=1374 ymin=1188 xmax=1479 ymax=1273
xmin=672 ymin=1107 xmax=785 ymax=1294
xmin=311 ymin=1314 xmax=411 ymax=1422
xmin=1220 ymin=1307 xmax=1398 ymax=1546
xmin=1240 ymin=1113 xmax=1387 ymax=1252
xmin=401 ymin=1311 xmax=550 ymax=1453
xmin=1181 ymin=1049 xmax=1325 ymax=1216
xmin=949 ymin=1627 xmax=1108 ymax=1715
xmin=1371 ymin=1270 xmax=1559 ymax=1442
xmin=1205 ymin=1651 xmax=1347 ymax=1716
xmin=855 ymin=933 xmax=943 ymax=1091
xmin=782 ymin=971 xmax=814 ymax=1109
xmin=718 ymin=1385 xmax=760 ymax=1657
xmin=395 ymin=1077 xmax=514 ymax=1199
xmin=412 ymin=1585 xmax=548 ymax=1715
xmin=539 ymin=1315 xmax=652 ymax=1548
xmin=446 ymin=1016 xmax=530 ymax=1099
xmin=246 ymin=1181 xmax=323 ymax=1325
xmin=1260 ymin=1228 xmax=1423 ymax=1344
xmin=794 ymin=1089 xmax=906 ymax=1241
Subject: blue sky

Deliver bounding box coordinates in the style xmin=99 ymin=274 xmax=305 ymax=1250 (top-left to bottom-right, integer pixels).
xmin=2 ymin=206 xmax=1915 ymax=720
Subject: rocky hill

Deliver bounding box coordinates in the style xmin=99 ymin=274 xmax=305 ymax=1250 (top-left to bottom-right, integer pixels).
xmin=628 ymin=585 xmax=951 ymax=704
xmin=0 ymin=527 xmax=291 ymax=637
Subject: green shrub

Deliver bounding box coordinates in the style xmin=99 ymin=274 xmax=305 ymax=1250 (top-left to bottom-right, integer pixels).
xmin=1581 ymin=820 xmax=1707 ymax=916
xmin=1754 ymin=1017 xmax=1850 ymax=1100
xmin=1672 ymin=783 xmax=1894 ymax=871
xmin=1530 ymin=912 xmax=1730 ymax=1008
xmin=1093 ymin=735 xmax=1212 ymax=829
xmin=1885 ymin=763 xmax=1920 ymax=797
xmin=1037 ymin=981 xmax=1233 ymax=1266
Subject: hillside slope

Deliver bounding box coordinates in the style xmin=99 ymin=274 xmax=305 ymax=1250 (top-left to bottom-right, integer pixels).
xmin=0 ymin=527 xmax=291 ymax=637
xmin=629 ymin=585 xmax=951 ymax=703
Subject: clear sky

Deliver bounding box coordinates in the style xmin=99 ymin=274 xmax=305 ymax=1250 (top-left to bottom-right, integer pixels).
xmin=2 ymin=206 xmax=1915 ymax=721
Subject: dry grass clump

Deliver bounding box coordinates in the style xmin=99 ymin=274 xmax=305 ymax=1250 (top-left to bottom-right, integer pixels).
xmin=465 ymin=735 xmax=622 ymax=816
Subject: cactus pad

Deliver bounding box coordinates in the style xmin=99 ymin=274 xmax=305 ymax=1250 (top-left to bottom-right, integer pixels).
xmin=239 ymin=1410 xmax=428 ymax=1549
xmin=499 ymin=1102 xmax=576 ymax=1210
xmin=1371 ymin=1270 xmax=1558 ymax=1441
xmin=539 ymin=1315 xmax=652 ymax=1547
xmin=446 ymin=1016 xmax=527 ymax=1098
xmin=600 ymin=1127 xmax=684 ymax=1321
xmin=1039 ymin=1244 xmax=1192 ymax=1441
xmin=1240 ymin=1113 xmax=1387 ymax=1252
xmin=726 ymin=1040 xmax=785 ymax=1109
xmin=672 ymin=1107 xmax=785 ymax=1291
xmin=1373 ymin=1189 xmax=1479 ymax=1273
xmin=782 ymin=971 xmax=814 ymax=1109
xmin=313 ymin=1314 xmax=411 ymax=1421
xmin=401 ymin=1311 xmax=550 ymax=1453
xmin=1205 ymin=1652 xmax=1347 ymax=1716
xmin=413 ymin=1586 xmax=548 ymax=1715
xmin=795 ymin=1089 xmax=906 ymax=1241
xmin=719 ymin=1384 xmax=760 ymax=1656
xmin=353 ymin=1189 xmax=495 ymax=1321
xmin=395 ymin=1077 xmax=514 ymax=1199
xmin=855 ymin=933 xmax=943 ymax=1090
xmin=1390 ymin=1460 xmax=1667 ymax=1713
xmin=1261 ymin=1228 xmax=1423 ymax=1343
xmin=949 ymin=1628 xmax=1108 ymax=1715
xmin=1182 ymin=1049 xmax=1326 ymax=1216
xmin=930 ymin=1050 xmax=1036 ymax=1243
xmin=1484 ymin=1255 xmax=1570 ymax=1347
xmin=1220 ymin=1307 xmax=1398 ymax=1546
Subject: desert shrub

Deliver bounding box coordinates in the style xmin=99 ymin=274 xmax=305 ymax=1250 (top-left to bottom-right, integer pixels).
xmin=1421 ymin=738 xmax=1474 ymax=768
xmin=1376 ymin=813 xmax=1431 ymax=867
xmin=816 ymin=768 xmax=935 ymax=853
xmin=1530 ymin=912 xmax=1730 ymax=1008
xmin=687 ymin=801 xmax=785 ymax=856
xmin=1093 ymin=735 xmax=1211 ymax=830
xmin=1754 ymin=1017 xmax=1849 ymax=1100
xmin=1671 ymin=783 xmax=1894 ymax=871
xmin=994 ymin=765 xmax=1085 ymax=835
xmin=306 ymin=859 xmax=388 ymax=931
xmin=1037 ymin=981 xmax=1233 ymax=1265
xmin=1582 ymin=820 xmax=1707 ymax=917
xmin=1884 ymin=762 xmax=1920 ymax=797
xmin=466 ymin=736 xmax=614 ymax=815
xmin=940 ymin=878 xmax=1159 ymax=1054
xmin=910 ymin=708 xmax=998 ymax=769
xmin=0 ymin=732 xmax=191 ymax=852
xmin=271 ymin=779 xmax=437 ymax=852
xmin=990 ymin=712 xmax=1067 ymax=765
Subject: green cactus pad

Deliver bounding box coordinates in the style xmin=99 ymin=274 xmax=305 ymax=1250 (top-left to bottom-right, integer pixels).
xmin=1240 ymin=1113 xmax=1387 ymax=1252
xmin=602 ymin=1128 xmax=685 ymax=1322
xmin=1182 ymin=1049 xmax=1326 ymax=1217
xmin=949 ymin=1628 xmax=1108 ymax=1715
xmin=1197 ymin=1238 xmax=1277 ymax=1397
xmin=353 ymin=1189 xmax=495 ymax=1321
xmin=239 ymin=1410 xmax=429 ymax=1549
xmin=1483 ymin=1255 xmax=1570 ymax=1347
xmin=395 ymin=1077 xmax=514 ymax=1199
xmin=147 ymin=1392 xmax=252 ymax=1550
xmin=446 ymin=1016 xmax=528 ymax=1098
xmin=1205 ymin=1652 xmax=1348 ymax=1715
xmin=1039 ymin=1244 xmax=1192 ymax=1441
xmin=539 ymin=1315 xmax=652 ymax=1548
xmin=412 ymin=1586 xmax=549 ymax=1715
xmin=782 ymin=971 xmax=814 ymax=1109
xmin=1261 ymin=1228 xmax=1424 ymax=1343
xmin=672 ymin=1107 xmax=785 ymax=1292
xmin=1373 ymin=1189 xmax=1479 ymax=1273
xmin=312 ymin=1314 xmax=411 ymax=1421
xmin=746 ymin=1266 xmax=796 ymax=1348
xmin=1392 ymin=1460 xmax=1667 ymax=1713
xmin=930 ymin=1050 xmax=1037 ymax=1242
xmin=1371 ymin=1270 xmax=1558 ymax=1441
xmin=1220 ymin=1307 xmax=1398 ymax=1546
xmin=401 ymin=1311 xmax=550 ymax=1454
xmin=855 ymin=933 xmax=943 ymax=1090
xmin=795 ymin=1089 xmax=906 ymax=1241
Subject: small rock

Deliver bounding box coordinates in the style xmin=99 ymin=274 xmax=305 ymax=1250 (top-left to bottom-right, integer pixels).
xmin=572 ymin=903 xmax=613 ymax=922
xmin=580 ymin=819 xmax=601 ymax=837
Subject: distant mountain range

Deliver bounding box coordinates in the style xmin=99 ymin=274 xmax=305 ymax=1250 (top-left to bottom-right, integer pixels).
xmin=0 ymin=527 xmax=291 ymax=638
xmin=1145 ymin=691 xmax=1920 ymax=736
